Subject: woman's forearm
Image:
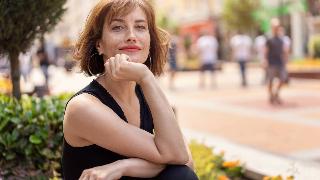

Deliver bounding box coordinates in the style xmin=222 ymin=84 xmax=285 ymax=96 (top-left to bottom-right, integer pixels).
xmin=138 ymin=72 xmax=188 ymax=164
xmin=119 ymin=158 xmax=165 ymax=178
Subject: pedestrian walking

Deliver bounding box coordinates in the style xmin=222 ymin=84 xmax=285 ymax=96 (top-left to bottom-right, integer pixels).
xmin=168 ymin=33 xmax=179 ymax=90
xmin=264 ymin=19 xmax=289 ymax=105
xmin=254 ymin=31 xmax=267 ymax=85
xmin=230 ymin=32 xmax=252 ymax=87
xmin=196 ymin=31 xmax=219 ymax=88
xmin=19 ymin=51 xmax=33 ymax=83
xmin=36 ymin=46 xmax=50 ymax=87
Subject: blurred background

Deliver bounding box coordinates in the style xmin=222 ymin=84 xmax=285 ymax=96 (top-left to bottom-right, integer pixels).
xmin=0 ymin=0 xmax=320 ymax=179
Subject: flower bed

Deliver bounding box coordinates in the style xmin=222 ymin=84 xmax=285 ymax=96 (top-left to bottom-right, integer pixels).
xmin=189 ymin=140 xmax=244 ymax=180
xmin=288 ymin=58 xmax=320 ymax=71
xmin=287 ymin=59 xmax=320 ymax=79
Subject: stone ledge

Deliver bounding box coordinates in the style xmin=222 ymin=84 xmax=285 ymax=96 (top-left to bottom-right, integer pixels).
xmin=289 ymin=71 xmax=320 ymax=79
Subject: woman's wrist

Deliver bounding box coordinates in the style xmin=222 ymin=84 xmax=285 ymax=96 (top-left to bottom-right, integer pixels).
xmin=137 ymin=68 xmax=154 ymax=85
xmin=112 ymin=160 xmax=127 ymax=177
xmin=117 ymin=158 xmax=166 ymax=177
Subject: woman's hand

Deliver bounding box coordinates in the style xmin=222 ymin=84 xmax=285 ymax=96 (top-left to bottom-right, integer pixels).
xmin=105 ymin=54 xmax=151 ymax=83
xmin=79 ymin=158 xmax=165 ymax=180
xmin=79 ymin=161 xmax=123 ymax=180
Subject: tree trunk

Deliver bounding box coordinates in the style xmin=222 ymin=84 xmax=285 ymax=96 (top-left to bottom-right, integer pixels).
xmin=9 ymin=51 xmax=21 ymax=99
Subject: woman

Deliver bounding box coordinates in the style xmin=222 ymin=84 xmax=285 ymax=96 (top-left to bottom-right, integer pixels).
xmin=62 ymin=0 xmax=197 ymax=179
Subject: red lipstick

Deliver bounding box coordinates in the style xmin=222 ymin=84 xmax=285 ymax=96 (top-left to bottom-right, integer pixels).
xmin=119 ymin=45 xmax=141 ymax=52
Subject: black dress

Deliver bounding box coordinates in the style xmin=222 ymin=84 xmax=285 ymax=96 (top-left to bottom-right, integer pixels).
xmin=62 ymin=80 xmax=198 ymax=180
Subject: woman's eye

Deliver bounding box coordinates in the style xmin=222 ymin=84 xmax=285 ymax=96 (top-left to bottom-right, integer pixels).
xmin=136 ymin=25 xmax=147 ymax=30
xmin=112 ymin=26 xmax=124 ymax=31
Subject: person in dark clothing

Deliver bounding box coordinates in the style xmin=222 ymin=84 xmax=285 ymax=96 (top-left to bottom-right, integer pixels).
xmin=62 ymin=0 xmax=197 ymax=180
xmin=37 ymin=46 xmax=50 ymax=86
xmin=168 ymin=34 xmax=178 ymax=90
xmin=264 ymin=19 xmax=289 ymax=105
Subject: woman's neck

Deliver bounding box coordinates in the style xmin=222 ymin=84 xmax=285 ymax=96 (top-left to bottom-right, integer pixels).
xmin=96 ymin=75 xmax=137 ymax=104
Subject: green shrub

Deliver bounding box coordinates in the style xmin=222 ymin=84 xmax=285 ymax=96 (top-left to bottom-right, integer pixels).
xmin=189 ymin=140 xmax=244 ymax=180
xmin=0 ymin=93 xmax=71 ymax=178
xmin=314 ymin=40 xmax=320 ymax=58
xmin=309 ymin=35 xmax=320 ymax=58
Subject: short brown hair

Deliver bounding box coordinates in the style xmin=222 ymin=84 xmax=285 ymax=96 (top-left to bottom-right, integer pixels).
xmin=74 ymin=0 xmax=169 ymax=76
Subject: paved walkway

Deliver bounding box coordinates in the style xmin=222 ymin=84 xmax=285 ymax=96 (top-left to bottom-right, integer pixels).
xmin=157 ymin=63 xmax=320 ymax=179
xmin=45 ymin=62 xmax=320 ymax=179
xmin=158 ymin=64 xmax=320 ymax=160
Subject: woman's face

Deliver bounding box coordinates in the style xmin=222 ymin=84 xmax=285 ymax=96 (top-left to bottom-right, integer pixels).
xmin=97 ymin=7 xmax=150 ymax=63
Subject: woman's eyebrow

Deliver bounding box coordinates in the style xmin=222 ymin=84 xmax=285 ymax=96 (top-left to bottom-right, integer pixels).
xmin=111 ymin=18 xmax=125 ymax=23
xmin=111 ymin=18 xmax=147 ymax=23
xmin=135 ymin=19 xmax=147 ymax=23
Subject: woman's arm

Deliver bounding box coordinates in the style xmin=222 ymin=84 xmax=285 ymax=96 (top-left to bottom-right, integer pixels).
xmin=184 ymin=136 xmax=194 ymax=169
xmin=121 ymin=158 xmax=165 ymax=177
xmin=80 ymin=158 xmax=165 ymax=180
xmin=80 ymin=137 xmax=193 ymax=179
xmin=80 ymin=153 xmax=193 ymax=180
xmin=64 ymin=54 xmax=188 ymax=164
xmin=137 ymin=71 xmax=188 ymax=164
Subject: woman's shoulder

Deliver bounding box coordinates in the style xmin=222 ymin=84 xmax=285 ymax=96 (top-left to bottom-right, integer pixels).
xmin=65 ymin=93 xmax=102 ymax=116
xmin=63 ymin=92 xmax=118 ymax=136
xmin=63 ymin=92 xmax=119 ymax=147
xmin=65 ymin=80 xmax=107 ymax=112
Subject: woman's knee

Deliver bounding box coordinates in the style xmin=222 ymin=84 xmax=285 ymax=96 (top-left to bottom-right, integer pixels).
xmin=156 ymin=165 xmax=198 ymax=180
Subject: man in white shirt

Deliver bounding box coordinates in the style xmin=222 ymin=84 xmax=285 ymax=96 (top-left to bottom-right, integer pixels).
xmin=230 ymin=32 xmax=252 ymax=87
xmin=254 ymin=32 xmax=267 ymax=84
xmin=196 ymin=31 xmax=219 ymax=88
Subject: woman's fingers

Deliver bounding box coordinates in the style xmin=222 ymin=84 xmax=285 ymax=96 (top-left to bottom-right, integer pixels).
xmin=79 ymin=170 xmax=88 ymax=180
xmin=105 ymin=57 xmax=114 ymax=78
xmin=120 ymin=53 xmax=130 ymax=62
xmin=110 ymin=54 xmax=129 ymax=80
xmin=114 ymin=55 xmax=120 ymax=75
xmin=88 ymin=174 xmax=97 ymax=180
xmin=105 ymin=53 xmax=144 ymax=82
xmin=109 ymin=57 xmax=116 ymax=77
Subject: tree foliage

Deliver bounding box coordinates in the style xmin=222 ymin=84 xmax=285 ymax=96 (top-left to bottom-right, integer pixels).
xmin=0 ymin=0 xmax=67 ymax=98
xmin=253 ymin=0 xmax=307 ymax=32
xmin=0 ymin=0 xmax=66 ymax=54
xmin=221 ymin=0 xmax=260 ymax=32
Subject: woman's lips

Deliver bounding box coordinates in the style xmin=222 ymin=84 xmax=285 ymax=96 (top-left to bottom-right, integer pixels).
xmin=119 ymin=45 xmax=141 ymax=52
xmin=120 ymin=48 xmax=140 ymax=52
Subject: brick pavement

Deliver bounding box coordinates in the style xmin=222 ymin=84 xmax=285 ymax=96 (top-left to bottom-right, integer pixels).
xmin=158 ymin=64 xmax=320 ymax=165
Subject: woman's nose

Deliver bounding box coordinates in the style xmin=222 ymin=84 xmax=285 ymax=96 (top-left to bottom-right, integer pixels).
xmin=126 ymin=28 xmax=137 ymax=42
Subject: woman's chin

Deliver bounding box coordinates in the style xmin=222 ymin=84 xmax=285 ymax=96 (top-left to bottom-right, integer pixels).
xmin=129 ymin=57 xmax=146 ymax=63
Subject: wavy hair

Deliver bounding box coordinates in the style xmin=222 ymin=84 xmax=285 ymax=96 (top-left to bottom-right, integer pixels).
xmin=73 ymin=0 xmax=169 ymax=76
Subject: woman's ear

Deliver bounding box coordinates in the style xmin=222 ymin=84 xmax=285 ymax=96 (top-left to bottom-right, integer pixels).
xmin=96 ymin=40 xmax=102 ymax=55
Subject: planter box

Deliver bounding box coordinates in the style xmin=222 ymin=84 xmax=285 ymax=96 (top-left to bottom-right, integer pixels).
xmin=289 ymin=70 xmax=320 ymax=79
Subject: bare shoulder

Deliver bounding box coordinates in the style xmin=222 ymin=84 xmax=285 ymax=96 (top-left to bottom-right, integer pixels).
xmin=65 ymin=93 xmax=101 ymax=116
xmin=63 ymin=93 xmax=112 ymax=146
xmin=64 ymin=92 xmax=116 ymax=126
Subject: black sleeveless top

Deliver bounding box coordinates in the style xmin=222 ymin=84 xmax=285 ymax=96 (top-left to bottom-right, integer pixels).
xmin=62 ymin=80 xmax=154 ymax=180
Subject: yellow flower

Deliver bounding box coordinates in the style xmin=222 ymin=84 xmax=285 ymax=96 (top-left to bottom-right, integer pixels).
xmin=218 ymin=175 xmax=230 ymax=180
xmin=219 ymin=150 xmax=225 ymax=156
xmin=272 ymin=175 xmax=283 ymax=180
xmin=222 ymin=160 xmax=240 ymax=168
xmin=263 ymin=176 xmax=271 ymax=180
xmin=286 ymin=176 xmax=294 ymax=180
xmin=263 ymin=175 xmax=286 ymax=180
xmin=0 ymin=77 xmax=12 ymax=93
